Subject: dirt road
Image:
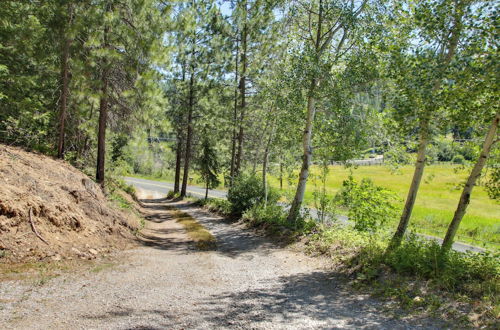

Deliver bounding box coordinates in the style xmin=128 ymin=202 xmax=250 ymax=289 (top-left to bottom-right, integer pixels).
xmin=0 ymin=196 xmax=444 ymax=329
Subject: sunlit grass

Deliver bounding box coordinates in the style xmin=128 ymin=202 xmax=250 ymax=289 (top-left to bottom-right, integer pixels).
xmin=268 ymin=164 xmax=499 ymax=249
xmin=174 ymin=210 xmax=216 ymax=250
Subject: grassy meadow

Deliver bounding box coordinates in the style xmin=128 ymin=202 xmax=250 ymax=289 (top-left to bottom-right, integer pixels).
xmin=267 ymin=164 xmax=499 ymax=250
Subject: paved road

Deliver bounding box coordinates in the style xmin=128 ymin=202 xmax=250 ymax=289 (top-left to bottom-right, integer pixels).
xmin=125 ymin=177 xmax=227 ymax=199
xmin=124 ymin=177 xmax=486 ymax=253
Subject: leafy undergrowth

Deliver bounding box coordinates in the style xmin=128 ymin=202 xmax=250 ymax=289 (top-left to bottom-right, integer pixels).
xmin=173 ymin=209 xmax=216 ymax=250
xmin=196 ymin=198 xmax=232 ymax=217
xmin=305 ymin=227 xmax=499 ymax=328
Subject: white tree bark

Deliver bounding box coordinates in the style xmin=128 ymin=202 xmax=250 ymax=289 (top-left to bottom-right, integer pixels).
xmin=441 ymin=113 xmax=499 ymax=253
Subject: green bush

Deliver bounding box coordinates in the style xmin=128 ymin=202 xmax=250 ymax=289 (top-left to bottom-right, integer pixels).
xmin=336 ymin=176 xmax=399 ymax=232
xmin=242 ymin=203 xmax=286 ymax=225
xmin=434 ymin=137 xmax=457 ymax=162
xmin=457 ymin=142 xmax=477 ymax=161
xmin=384 ymin=235 xmax=499 ymax=297
xmin=308 ymin=227 xmax=499 ymax=306
xmin=242 ymin=202 xmax=316 ymax=232
xmin=452 ymin=154 xmax=465 ymax=164
xmin=227 ymin=174 xmax=279 ymax=215
xmin=202 ymin=198 xmax=232 ymax=215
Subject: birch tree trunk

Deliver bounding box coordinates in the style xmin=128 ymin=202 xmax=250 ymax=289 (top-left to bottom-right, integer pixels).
xmin=387 ymin=2 xmax=465 ymax=250
xmin=441 ymin=113 xmax=499 ymax=253
xmin=286 ymin=0 xmax=323 ymax=223
xmin=388 ymin=119 xmax=430 ymax=249
xmin=286 ymin=78 xmax=318 ymax=223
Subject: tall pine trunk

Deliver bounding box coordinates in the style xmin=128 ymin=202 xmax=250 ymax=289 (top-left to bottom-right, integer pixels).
xmin=181 ymin=70 xmax=195 ymax=197
xmin=388 ymin=120 xmax=430 ymax=249
xmin=229 ymin=35 xmax=239 ymax=186
xmin=235 ymin=13 xmax=247 ymax=176
xmin=57 ymin=37 xmax=71 ymax=159
xmin=57 ymin=5 xmax=73 ymax=159
xmin=96 ymin=22 xmax=109 ymax=186
xmin=441 ymin=113 xmax=499 ymax=253
xmin=173 ymin=135 xmax=183 ymax=194
xmin=286 ymin=78 xmax=318 ymax=223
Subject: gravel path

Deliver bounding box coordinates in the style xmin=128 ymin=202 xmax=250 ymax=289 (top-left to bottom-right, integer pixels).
xmin=0 ymin=196 xmax=445 ymax=329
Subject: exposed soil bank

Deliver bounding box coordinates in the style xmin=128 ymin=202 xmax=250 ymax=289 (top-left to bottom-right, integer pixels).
xmin=0 ymin=145 xmax=139 ymax=263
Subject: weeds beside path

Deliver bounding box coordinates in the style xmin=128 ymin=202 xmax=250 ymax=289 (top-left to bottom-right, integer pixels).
xmin=0 ymin=193 xmax=445 ymax=329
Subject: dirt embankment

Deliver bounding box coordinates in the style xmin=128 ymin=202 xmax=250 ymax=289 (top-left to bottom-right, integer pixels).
xmin=0 ymin=145 xmax=139 ymax=263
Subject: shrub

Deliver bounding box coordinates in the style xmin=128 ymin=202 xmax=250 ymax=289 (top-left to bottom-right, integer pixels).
xmin=457 ymin=142 xmax=477 ymax=161
xmin=384 ymin=234 xmax=499 ymax=298
xmin=227 ymin=174 xmax=279 ymax=215
xmin=336 ymin=176 xmax=399 ymax=232
xmin=452 ymin=154 xmax=465 ymax=164
xmin=202 ymin=198 xmax=232 ymax=216
xmin=242 ymin=203 xmax=287 ymax=226
xmin=242 ymin=202 xmax=316 ymax=232
xmin=435 ymin=137 xmax=457 ymax=162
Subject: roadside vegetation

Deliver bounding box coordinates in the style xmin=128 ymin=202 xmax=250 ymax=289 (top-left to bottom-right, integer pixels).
xmin=196 ymin=174 xmax=499 ymax=327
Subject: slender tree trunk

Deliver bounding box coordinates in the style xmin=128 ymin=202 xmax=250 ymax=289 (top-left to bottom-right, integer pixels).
xmin=181 ymin=70 xmax=195 ymax=198
xmin=205 ymin=180 xmax=209 ymax=200
xmin=441 ymin=113 xmax=499 ymax=253
xmin=96 ymin=21 xmax=109 ymax=186
xmin=287 ymin=78 xmax=318 ymax=223
xmin=173 ymin=135 xmax=183 ymax=193
xmin=279 ymin=161 xmax=283 ymax=190
xmin=286 ymin=0 xmax=324 ymax=223
xmin=229 ymin=35 xmax=239 ymax=186
xmin=235 ymin=12 xmax=247 ymax=176
xmin=57 ymin=37 xmax=71 ymax=159
xmin=388 ymin=3 xmax=465 ymax=250
xmin=388 ymin=119 xmax=430 ymax=249
xmin=262 ymin=142 xmax=270 ymax=206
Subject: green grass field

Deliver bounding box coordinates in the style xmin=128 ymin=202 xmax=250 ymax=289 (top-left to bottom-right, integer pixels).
xmin=128 ymin=164 xmax=499 ymax=250
xmin=267 ymin=164 xmax=499 ymax=250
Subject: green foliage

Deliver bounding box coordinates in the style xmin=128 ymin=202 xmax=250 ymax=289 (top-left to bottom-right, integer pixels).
xmin=384 ymin=235 xmax=499 ymax=298
xmin=384 ymin=145 xmax=413 ymax=167
xmin=242 ymin=202 xmax=316 ymax=232
xmin=485 ymin=166 xmax=500 ymax=201
xmin=227 ymin=174 xmax=279 ymax=216
xmin=336 ymin=176 xmax=399 ymax=232
xmin=199 ymin=198 xmax=232 ymax=216
xmin=197 ymin=136 xmax=220 ymax=194
xmin=452 ymin=154 xmax=465 ymax=165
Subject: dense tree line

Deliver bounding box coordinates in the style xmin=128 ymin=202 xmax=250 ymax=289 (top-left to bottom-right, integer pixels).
xmin=1 ymin=0 xmax=498 ymax=256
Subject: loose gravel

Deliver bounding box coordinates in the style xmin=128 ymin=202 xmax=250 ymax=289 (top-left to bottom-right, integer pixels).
xmin=0 ymin=197 xmax=445 ymax=329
